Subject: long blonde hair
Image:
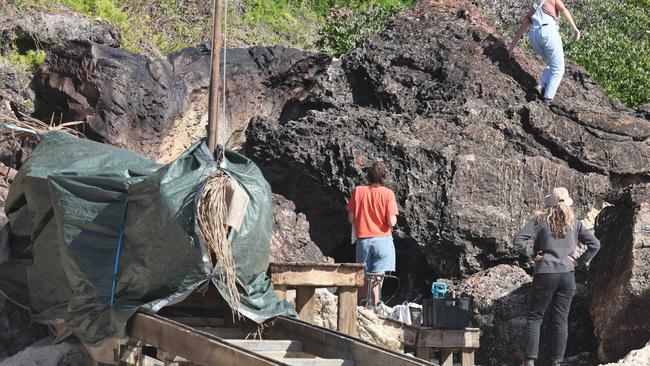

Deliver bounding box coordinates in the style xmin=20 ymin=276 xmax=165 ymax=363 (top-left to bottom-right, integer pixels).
xmin=535 ymin=202 xmax=575 ymax=238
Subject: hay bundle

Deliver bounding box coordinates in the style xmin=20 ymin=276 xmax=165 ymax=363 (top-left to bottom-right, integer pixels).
xmin=1 ymin=111 xmax=85 ymax=160
xmin=196 ymin=170 xmax=241 ymax=311
xmin=0 ymin=111 xmax=85 ymax=141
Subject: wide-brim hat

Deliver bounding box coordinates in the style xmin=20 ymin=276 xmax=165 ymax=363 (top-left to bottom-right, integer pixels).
xmin=544 ymin=187 xmax=574 ymax=207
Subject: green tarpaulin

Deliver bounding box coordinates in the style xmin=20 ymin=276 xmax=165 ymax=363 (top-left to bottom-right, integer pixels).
xmin=0 ymin=131 xmax=296 ymax=345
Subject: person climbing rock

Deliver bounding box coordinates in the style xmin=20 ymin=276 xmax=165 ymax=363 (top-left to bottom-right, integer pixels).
xmin=507 ymin=0 xmax=581 ymax=106
xmin=513 ymin=187 xmax=600 ymax=366
xmin=347 ymin=161 xmax=398 ymax=307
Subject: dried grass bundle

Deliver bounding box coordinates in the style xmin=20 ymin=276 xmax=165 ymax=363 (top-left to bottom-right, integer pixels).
xmin=196 ymin=170 xmax=241 ymax=315
xmin=0 ymin=111 xmax=85 ymax=152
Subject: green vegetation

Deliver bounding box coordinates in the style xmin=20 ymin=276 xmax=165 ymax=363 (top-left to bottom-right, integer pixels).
xmin=1 ymin=49 xmax=47 ymax=71
xmin=6 ymin=0 xmax=647 ymax=109
xmin=317 ymin=1 xmax=414 ymax=56
xmin=8 ymin=0 xmax=414 ymax=55
xmin=239 ymin=0 xmax=414 ymax=52
xmin=563 ymin=0 xmax=650 ymax=108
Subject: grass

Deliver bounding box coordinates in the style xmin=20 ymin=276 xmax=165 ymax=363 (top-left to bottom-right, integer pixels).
xmin=6 ymin=0 xmax=415 ymax=54
xmin=5 ymin=0 xmax=646 ymax=109
xmin=562 ymin=0 xmax=650 ymax=108
xmin=0 ymin=48 xmax=47 ymax=72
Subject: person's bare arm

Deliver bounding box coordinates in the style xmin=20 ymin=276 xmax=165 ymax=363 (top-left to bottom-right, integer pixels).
xmin=557 ymin=0 xmax=581 ymax=40
xmin=507 ymin=10 xmax=534 ymax=58
xmin=387 ymin=214 xmax=397 ymax=227
xmin=348 ymin=212 xmax=355 ymax=224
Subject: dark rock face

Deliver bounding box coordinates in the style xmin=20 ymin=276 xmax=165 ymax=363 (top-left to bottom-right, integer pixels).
xmin=0 ymin=63 xmax=34 ymax=166
xmin=0 ymin=8 xmax=120 ymax=52
xmin=472 ymin=0 xmax=586 ymax=34
xmin=32 ymin=41 xmax=330 ymax=162
xmin=270 ymin=194 xmax=331 ymax=264
xmin=245 ymin=0 xmax=648 ymax=275
xmin=592 ymin=184 xmax=650 ymax=363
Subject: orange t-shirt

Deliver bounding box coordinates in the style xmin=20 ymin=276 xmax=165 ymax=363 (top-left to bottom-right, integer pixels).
xmin=347 ymin=185 xmax=399 ymax=239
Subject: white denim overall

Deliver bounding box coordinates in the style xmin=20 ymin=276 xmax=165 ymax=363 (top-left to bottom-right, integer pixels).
xmin=529 ymin=0 xmax=565 ymax=100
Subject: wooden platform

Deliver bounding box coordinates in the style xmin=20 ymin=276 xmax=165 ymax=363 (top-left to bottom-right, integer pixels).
xmin=377 ymin=317 xmax=480 ymax=366
xmin=269 ymin=262 xmax=364 ymax=337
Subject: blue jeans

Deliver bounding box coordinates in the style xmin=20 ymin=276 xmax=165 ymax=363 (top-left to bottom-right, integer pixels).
xmin=356 ymin=236 xmax=396 ymax=273
xmin=529 ymin=14 xmax=564 ymax=100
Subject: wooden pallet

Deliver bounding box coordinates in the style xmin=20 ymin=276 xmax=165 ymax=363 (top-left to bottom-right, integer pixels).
xmin=124 ymin=313 xmax=436 ymax=366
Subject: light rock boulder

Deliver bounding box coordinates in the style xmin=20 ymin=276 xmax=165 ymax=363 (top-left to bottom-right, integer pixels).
xmin=599 ymin=340 xmax=650 ymax=366
xmin=0 ymin=337 xmax=92 ymax=366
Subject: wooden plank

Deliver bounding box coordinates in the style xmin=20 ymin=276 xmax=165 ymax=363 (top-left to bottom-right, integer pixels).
xmin=259 ymin=351 xmax=318 ymax=359
xmin=440 ymin=350 xmax=453 ymax=366
xmin=128 ymin=313 xmax=282 ymax=366
xmin=277 ymin=359 xmax=354 ymax=366
xmin=275 ymin=285 xmax=288 ymax=301
xmin=269 ymin=263 xmax=364 ymax=287
xmin=296 ymin=287 xmax=316 ymax=323
xmin=194 ymin=327 xmax=247 ymax=339
xmin=270 ymin=263 xmax=364 ymax=270
xmin=167 ymin=317 xmax=225 ymax=327
xmin=269 ymin=317 xmax=434 ymax=366
xmin=226 ymin=340 xmax=303 ymax=352
xmin=461 ymin=349 xmax=475 ymax=366
xmin=337 ymin=287 xmax=357 ymax=336
xmin=416 ymin=328 xmax=480 ymax=348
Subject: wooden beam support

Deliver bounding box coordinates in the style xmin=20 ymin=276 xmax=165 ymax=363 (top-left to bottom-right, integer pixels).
xmin=128 ymin=313 xmax=282 ymax=366
xmin=416 ymin=328 xmax=480 ymax=348
xmin=207 ymin=0 xmax=223 ymax=153
xmin=269 ymin=263 xmax=364 ymax=287
xmin=440 ymin=350 xmax=453 ymax=366
xmin=274 ymin=285 xmax=288 ymax=301
xmin=336 ymin=287 xmax=357 ymax=336
xmin=461 ymin=349 xmax=475 ymax=366
xmin=296 ymin=287 xmax=316 ymax=323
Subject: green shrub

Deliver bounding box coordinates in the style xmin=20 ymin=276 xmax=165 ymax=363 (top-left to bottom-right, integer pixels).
xmin=316 ymin=1 xmax=414 ymax=56
xmin=5 ymin=49 xmax=47 ymax=71
xmin=563 ymin=0 xmax=650 ymax=108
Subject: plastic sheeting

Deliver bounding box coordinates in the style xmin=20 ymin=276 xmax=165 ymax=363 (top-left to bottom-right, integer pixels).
xmin=0 ymin=131 xmax=296 ymax=345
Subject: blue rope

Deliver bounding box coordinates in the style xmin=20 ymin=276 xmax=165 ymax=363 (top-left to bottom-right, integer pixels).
xmin=110 ymin=196 xmax=129 ymax=307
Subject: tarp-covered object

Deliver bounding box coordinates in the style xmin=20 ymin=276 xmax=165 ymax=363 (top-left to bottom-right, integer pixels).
xmin=0 ymin=131 xmax=296 ymax=345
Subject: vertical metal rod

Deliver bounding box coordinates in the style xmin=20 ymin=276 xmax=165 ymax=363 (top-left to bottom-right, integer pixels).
xmin=207 ymin=0 xmax=224 ymax=154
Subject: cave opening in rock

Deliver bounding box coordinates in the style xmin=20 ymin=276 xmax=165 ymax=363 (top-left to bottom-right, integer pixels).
xmin=257 ymin=162 xmax=438 ymax=305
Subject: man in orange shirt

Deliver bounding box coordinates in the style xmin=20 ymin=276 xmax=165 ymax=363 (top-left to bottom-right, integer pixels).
xmin=347 ymin=161 xmax=399 ymax=307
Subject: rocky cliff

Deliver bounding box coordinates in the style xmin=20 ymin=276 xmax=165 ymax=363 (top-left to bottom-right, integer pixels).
xmin=0 ymin=0 xmax=649 ymax=364
xmin=245 ymin=0 xmax=649 ymax=278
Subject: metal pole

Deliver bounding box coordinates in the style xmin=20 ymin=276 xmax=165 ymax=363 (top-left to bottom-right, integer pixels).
xmin=207 ymin=0 xmax=223 ymax=154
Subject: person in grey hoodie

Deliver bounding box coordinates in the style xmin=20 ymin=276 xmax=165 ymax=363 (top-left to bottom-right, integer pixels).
xmin=513 ymin=187 xmax=600 ymax=366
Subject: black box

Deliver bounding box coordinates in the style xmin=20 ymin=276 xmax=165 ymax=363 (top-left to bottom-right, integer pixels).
xmin=422 ymin=297 xmax=471 ymax=328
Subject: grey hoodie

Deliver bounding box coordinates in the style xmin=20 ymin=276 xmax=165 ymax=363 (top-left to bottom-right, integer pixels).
xmin=513 ymin=218 xmax=600 ymax=274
